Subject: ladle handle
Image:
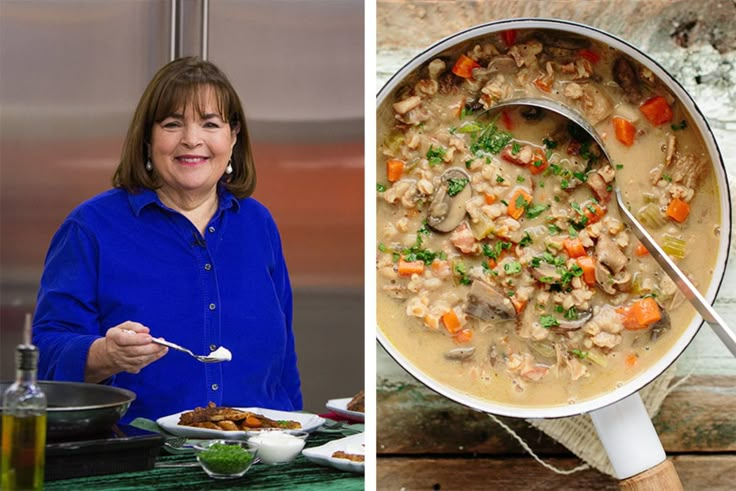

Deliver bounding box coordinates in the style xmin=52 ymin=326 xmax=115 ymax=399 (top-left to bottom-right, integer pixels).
xmin=590 ymin=392 xmax=683 ymax=490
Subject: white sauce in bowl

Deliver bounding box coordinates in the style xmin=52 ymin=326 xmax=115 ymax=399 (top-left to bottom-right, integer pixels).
xmin=247 ymin=432 xmax=306 ymax=464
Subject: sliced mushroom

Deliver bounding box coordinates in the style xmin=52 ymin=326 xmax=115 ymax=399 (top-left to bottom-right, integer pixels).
xmin=650 ymin=308 xmax=671 ymax=341
xmin=611 ymin=270 xmax=633 ymax=292
xmin=555 ymin=309 xmax=594 ymax=331
xmin=595 ymin=261 xmax=617 ymax=295
xmin=595 ymin=234 xmax=627 ymax=274
xmin=612 ymin=56 xmax=641 ymax=104
xmin=464 ymin=280 xmax=517 ymax=322
xmin=531 ymin=263 xmax=562 ymax=283
xmin=537 ymin=32 xmax=591 ymax=51
xmin=427 ymin=168 xmax=472 ymax=232
xmin=444 ymin=346 xmax=476 ymax=361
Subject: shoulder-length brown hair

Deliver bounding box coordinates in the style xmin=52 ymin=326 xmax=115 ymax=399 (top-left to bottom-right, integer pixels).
xmin=113 ymin=56 xmax=256 ymax=198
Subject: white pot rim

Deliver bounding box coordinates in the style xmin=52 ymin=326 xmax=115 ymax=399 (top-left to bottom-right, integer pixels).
xmin=377 ymin=18 xmax=733 ymax=419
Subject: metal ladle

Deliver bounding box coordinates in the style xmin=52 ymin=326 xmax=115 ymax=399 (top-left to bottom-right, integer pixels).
xmin=490 ymin=98 xmax=736 ymax=356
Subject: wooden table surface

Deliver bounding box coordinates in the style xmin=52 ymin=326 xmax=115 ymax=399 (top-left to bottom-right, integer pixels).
xmin=375 ymin=1 xmax=736 ymax=489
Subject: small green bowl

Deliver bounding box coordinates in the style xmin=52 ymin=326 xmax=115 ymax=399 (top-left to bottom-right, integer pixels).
xmin=193 ymin=439 xmax=258 ymax=479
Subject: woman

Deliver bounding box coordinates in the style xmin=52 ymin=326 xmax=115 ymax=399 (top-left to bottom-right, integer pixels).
xmin=32 ymin=57 xmax=302 ymax=422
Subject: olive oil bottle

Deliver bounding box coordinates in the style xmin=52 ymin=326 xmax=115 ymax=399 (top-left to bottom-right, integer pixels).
xmin=1 ymin=314 xmax=47 ymax=491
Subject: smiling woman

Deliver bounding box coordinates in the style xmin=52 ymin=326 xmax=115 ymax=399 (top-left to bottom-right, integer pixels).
xmin=31 ymin=57 xmax=303 ymax=423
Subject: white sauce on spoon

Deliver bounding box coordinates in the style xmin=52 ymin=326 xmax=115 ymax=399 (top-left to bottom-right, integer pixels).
xmin=208 ymin=346 xmax=232 ymax=361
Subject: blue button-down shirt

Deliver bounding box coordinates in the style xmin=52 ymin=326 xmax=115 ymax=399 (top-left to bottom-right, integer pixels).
xmin=32 ymin=186 xmax=302 ymax=422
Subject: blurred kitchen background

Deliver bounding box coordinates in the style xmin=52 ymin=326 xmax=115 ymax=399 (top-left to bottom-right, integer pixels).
xmin=0 ymin=0 xmax=364 ymax=414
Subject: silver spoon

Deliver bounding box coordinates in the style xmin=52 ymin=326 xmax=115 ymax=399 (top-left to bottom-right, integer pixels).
xmin=120 ymin=329 xmax=229 ymax=363
xmin=490 ymin=98 xmax=736 ymax=356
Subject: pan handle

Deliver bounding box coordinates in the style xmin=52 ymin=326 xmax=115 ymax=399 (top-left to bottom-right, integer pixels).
xmin=590 ymin=392 xmax=683 ymax=490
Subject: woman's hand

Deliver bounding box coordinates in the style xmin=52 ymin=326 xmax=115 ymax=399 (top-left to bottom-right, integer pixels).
xmin=85 ymin=321 xmax=168 ymax=383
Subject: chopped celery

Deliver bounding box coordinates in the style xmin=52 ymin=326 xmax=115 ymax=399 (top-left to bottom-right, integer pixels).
xmin=662 ymin=234 xmax=686 ymax=259
xmin=636 ymin=203 xmax=667 ymax=228
xmin=586 ymin=350 xmax=608 ymax=367
xmin=530 ymin=342 xmax=556 ymax=360
xmin=469 ymin=213 xmax=495 ymax=240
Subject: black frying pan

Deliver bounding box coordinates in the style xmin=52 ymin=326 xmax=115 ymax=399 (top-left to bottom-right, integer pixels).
xmin=0 ymin=381 xmax=135 ymax=441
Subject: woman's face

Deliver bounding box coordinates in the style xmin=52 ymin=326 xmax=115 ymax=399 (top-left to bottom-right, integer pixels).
xmin=150 ymin=88 xmax=238 ymax=200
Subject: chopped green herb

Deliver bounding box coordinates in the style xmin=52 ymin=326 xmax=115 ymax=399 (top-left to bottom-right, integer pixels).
xmin=426 ymin=145 xmax=447 ymax=166
xmin=470 ymin=121 xmax=513 ymax=156
xmin=378 ymin=243 xmax=387 ymax=252
xmin=454 ymin=262 xmax=472 ymax=285
xmin=457 ymin=122 xmax=483 ymax=133
xmin=548 ymin=224 xmax=561 ymax=234
xmin=519 ymin=232 xmax=532 ymax=247
xmin=661 ymin=174 xmax=673 ymax=182
xmin=392 ymin=252 xmax=400 ymax=262
xmin=670 ymin=119 xmax=687 ymax=131
xmin=616 ymin=164 xmax=624 ymax=170
xmin=555 ymin=305 xmax=564 ymax=313
xmin=539 ymin=315 xmax=560 ymax=328
xmin=517 ymin=175 xmax=526 ymax=183
xmin=526 ymin=204 xmax=549 ymax=219
xmin=570 ymin=349 xmax=588 ymax=360
xmin=561 ymin=178 xmax=569 ymax=190
xmin=198 ymin=443 xmax=254 ymax=474
xmin=572 ymin=171 xmax=588 ymax=182
xmin=447 ymin=178 xmax=469 ymax=197
xmin=496 ymin=176 xmax=505 ymax=183
xmin=543 ymin=137 xmax=558 ymax=149
xmin=570 ymin=264 xmax=584 ymax=277
xmin=501 ymin=199 xmax=509 ymax=206
xmin=504 ymin=261 xmax=522 ymax=274
xmin=568 ymin=225 xmax=579 ymax=238
xmin=465 ymin=159 xmax=473 ymax=169
xmin=511 ymin=142 xmax=522 ymax=155
xmin=377 ymin=183 xmax=386 ymax=192
xmin=564 ymin=306 xmax=578 ymax=320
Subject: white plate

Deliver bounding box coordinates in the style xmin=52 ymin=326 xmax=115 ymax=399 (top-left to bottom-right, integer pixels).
xmin=302 ymin=432 xmax=365 ymax=474
xmin=325 ymin=397 xmax=365 ymax=422
xmin=156 ymin=407 xmax=325 ymax=440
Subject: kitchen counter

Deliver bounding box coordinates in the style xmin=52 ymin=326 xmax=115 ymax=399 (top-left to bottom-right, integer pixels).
xmin=376 ymin=1 xmax=736 ymax=489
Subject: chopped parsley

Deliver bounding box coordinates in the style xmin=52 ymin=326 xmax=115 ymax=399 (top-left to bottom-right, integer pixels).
xmin=482 ymin=241 xmax=511 ymax=260
xmin=496 ymin=176 xmax=505 ymax=183
xmin=469 ymin=121 xmax=513 ymax=156
xmin=447 ymin=178 xmax=470 ymax=197
xmin=543 ymin=137 xmax=558 ymax=149
xmin=671 ymin=119 xmax=687 ymax=131
xmin=526 ymin=204 xmax=549 ymax=219
xmin=426 ymin=145 xmax=447 ymax=166
xmin=570 ymin=349 xmax=588 ymax=359
xmin=564 ymin=306 xmax=578 ymax=320
xmin=547 ymin=224 xmax=561 ymax=234
xmin=539 ymin=315 xmax=560 ymax=328
xmin=517 ymin=175 xmax=526 ymax=183
xmin=377 ymin=183 xmax=387 ymax=192
xmin=454 ymin=262 xmax=472 ymax=285
xmin=519 ymin=232 xmax=532 ymax=247
xmin=504 ymin=261 xmax=522 ymax=274
xmin=378 ymin=243 xmax=387 ymax=253
xmin=616 ymin=164 xmax=624 ymax=170
xmin=511 ymin=142 xmax=522 ymax=155
xmin=661 ymin=174 xmax=673 ymax=182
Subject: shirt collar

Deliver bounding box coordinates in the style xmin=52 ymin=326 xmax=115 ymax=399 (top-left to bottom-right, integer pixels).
xmin=128 ymin=184 xmax=240 ymax=216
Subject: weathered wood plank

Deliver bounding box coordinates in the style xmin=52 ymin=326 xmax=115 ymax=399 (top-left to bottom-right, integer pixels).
xmin=378 ymin=367 xmax=736 ymax=453
xmin=377 ymin=455 xmax=735 ymax=491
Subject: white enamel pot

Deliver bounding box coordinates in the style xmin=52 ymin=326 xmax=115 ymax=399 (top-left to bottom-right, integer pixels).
xmin=376 ymin=19 xmax=733 ymax=489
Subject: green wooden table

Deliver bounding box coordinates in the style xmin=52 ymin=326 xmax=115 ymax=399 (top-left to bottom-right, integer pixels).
xmin=44 ymin=431 xmax=364 ymax=491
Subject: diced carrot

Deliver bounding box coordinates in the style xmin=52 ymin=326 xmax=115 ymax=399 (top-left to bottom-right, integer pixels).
xmin=534 ymin=77 xmax=552 ymax=93
xmin=484 ymin=193 xmax=497 ymax=205
xmin=501 ymin=110 xmax=514 ymax=130
xmin=507 ymin=188 xmax=533 ymax=220
xmin=454 ymin=328 xmax=474 ymax=344
xmin=625 ymin=353 xmax=639 ymax=368
xmin=631 ymin=297 xmax=662 ymax=327
xmin=635 ymin=243 xmax=650 ymax=256
xmin=451 ymin=54 xmax=481 ymax=79
xmin=612 ymin=116 xmax=636 ymax=146
xmin=386 ymin=159 xmax=404 ymax=183
xmin=578 ymin=48 xmax=601 ymax=64
xmin=398 ymin=258 xmax=425 ymax=276
xmin=563 ymin=237 xmax=586 ymax=258
xmin=616 ymin=306 xmax=640 ymax=330
xmin=501 ymin=29 xmax=517 ymax=47
xmin=245 ymin=415 xmax=263 ymax=427
xmin=510 ymin=296 xmax=527 ymax=314
xmin=442 ymin=310 xmax=462 ymax=334
xmin=486 ymin=257 xmax=497 ymax=269
xmin=583 ymin=201 xmax=606 ymax=224
xmin=528 ymin=148 xmax=549 ymax=175
xmin=666 ymin=197 xmax=690 ymax=223
xmin=576 ymin=256 xmax=596 ymax=286
xmin=639 ymin=95 xmax=673 ymax=126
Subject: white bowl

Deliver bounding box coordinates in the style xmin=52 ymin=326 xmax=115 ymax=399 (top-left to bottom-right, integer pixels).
xmin=246 ymin=431 xmax=308 ymax=465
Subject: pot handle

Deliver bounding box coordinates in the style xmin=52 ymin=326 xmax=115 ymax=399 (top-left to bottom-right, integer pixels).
xmin=590 ymin=392 xmax=683 ymax=490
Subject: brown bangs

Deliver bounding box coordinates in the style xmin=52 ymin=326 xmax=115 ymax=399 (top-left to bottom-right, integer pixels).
xmin=150 ymin=80 xmax=235 ymax=129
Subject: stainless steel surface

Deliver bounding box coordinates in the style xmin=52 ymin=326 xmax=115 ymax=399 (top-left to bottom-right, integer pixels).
xmin=0 ymin=381 xmax=136 ymax=441
xmin=170 ymin=0 xmax=178 ymax=61
xmin=200 ymin=0 xmax=209 ymax=60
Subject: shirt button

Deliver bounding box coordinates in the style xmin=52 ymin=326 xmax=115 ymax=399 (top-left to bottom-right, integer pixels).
xmin=208 ymin=226 xmax=216 ymax=233
xmin=211 ymin=384 xmax=219 ymax=391
xmin=209 ymin=303 xmax=216 ymax=310
xmin=209 ymin=344 xmax=217 ymax=352
xmin=204 ymin=263 xmax=212 ymax=271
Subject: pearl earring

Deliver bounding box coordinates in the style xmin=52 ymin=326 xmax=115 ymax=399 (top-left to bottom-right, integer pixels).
xmin=145 ymin=159 xmax=153 ymax=171
xmin=225 ymin=160 xmax=233 ymax=175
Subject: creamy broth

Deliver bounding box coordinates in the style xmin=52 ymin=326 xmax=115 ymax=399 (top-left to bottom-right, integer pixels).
xmin=376 ymin=29 xmax=720 ymax=408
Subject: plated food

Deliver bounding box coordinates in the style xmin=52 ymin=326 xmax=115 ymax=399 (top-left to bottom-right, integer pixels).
xmin=156 ymin=406 xmax=325 ymax=439
xmin=377 ymin=25 xmax=724 ymax=409
xmin=179 ymin=402 xmax=301 ymax=431
xmin=326 ymin=390 xmax=365 ymax=422
xmin=302 ymin=433 xmax=365 ymax=474
xmin=346 ymin=390 xmax=365 ymax=413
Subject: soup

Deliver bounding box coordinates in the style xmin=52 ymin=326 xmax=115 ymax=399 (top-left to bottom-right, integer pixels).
xmin=376 ymin=28 xmax=721 ymax=408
